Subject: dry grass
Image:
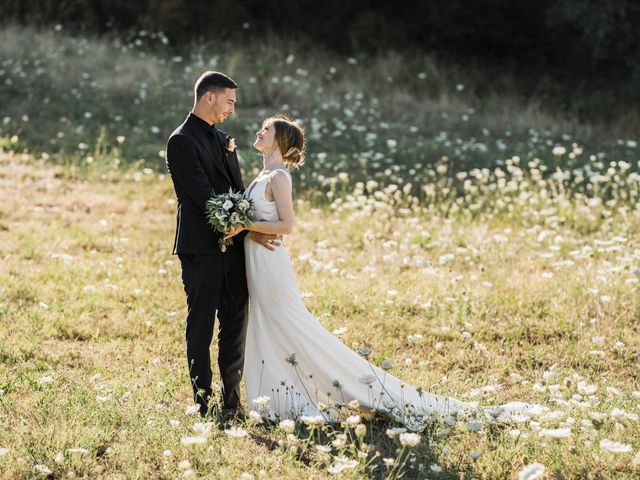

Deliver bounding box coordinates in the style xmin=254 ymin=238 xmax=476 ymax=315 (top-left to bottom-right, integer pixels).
xmin=1 ymin=151 xmax=639 ymax=478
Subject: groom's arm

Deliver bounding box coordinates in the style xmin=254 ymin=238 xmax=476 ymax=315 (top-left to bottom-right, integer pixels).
xmin=166 ymin=134 xmax=214 ymax=212
xmin=247 ymin=231 xmax=281 ymax=250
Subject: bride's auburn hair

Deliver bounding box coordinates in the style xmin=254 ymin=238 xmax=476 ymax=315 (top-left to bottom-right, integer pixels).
xmin=265 ymin=114 xmax=305 ymax=167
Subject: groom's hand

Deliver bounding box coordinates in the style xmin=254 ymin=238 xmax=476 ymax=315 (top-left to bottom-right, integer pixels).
xmin=247 ymin=231 xmax=281 ymax=251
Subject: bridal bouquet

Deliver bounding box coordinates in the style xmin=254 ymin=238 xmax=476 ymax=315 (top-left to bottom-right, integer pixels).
xmin=205 ymin=189 xmax=255 ymax=252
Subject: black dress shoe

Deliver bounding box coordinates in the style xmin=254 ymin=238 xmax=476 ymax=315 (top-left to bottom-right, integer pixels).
xmin=219 ymin=407 xmax=246 ymax=428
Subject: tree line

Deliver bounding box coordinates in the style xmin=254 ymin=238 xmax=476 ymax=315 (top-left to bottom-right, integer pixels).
xmin=3 ymin=0 xmax=639 ymax=115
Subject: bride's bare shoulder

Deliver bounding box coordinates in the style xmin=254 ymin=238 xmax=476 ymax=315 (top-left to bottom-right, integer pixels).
xmin=265 ymin=169 xmax=292 ymax=201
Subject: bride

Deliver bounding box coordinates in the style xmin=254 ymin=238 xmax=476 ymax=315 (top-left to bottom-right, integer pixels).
xmin=225 ymin=115 xmax=470 ymax=430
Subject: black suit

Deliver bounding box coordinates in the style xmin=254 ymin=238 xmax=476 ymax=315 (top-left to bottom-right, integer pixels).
xmin=166 ymin=113 xmax=248 ymax=414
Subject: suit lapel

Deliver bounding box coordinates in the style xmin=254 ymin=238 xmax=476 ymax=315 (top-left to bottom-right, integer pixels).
xmin=185 ymin=123 xmax=234 ymax=186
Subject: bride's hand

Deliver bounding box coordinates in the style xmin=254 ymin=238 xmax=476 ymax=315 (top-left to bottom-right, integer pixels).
xmin=223 ymin=225 xmax=244 ymax=241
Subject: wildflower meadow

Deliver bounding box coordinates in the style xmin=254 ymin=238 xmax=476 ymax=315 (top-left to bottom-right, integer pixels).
xmin=0 ymin=25 xmax=639 ymax=479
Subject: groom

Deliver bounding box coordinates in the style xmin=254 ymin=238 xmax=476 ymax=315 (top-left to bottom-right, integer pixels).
xmin=166 ymin=71 xmax=278 ymax=419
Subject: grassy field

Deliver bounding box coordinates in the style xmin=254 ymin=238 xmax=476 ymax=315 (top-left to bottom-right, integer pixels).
xmin=0 ymin=148 xmax=639 ymax=478
xmin=1 ymin=25 xmax=640 ymax=479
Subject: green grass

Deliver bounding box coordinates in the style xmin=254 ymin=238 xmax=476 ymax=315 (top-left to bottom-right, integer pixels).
xmin=1 ymin=150 xmax=639 ymax=478
xmin=1 ymin=25 xmax=640 ymax=479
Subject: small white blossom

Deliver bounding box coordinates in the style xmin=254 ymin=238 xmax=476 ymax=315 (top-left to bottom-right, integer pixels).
xmin=345 ymin=415 xmax=361 ymax=426
xmin=539 ymin=427 xmax=572 ymax=439
xmin=253 ymin=396 xmax=271 ymax=407
xmin=33 ymin=464 xmax=52 ymax=475
xmin=386 ymin=427 xmax=407 ymax=438
xmin=181 ymin=436 xmax=207 ymax=446
xmin=552 ymin=146 xmax=566 ymax=156
xmin=301 ymin=415 xmax=325 ymax=427
xmin=518 ymin=462 xmax=545 ymax=480
xmin=185 ymin=404 xmax=200 ymax=415
xmin=399 ymin=432 xmax=421 ymax=447
xmin=599 ymin=439 xmax=633 ymax=454
xmin=248 ymin=410 xmax=264 ymax=424
xmin=279 ymin=419 xmax=295 ymax=433
xmin=225 ymin=426 xmax=248 ymax=438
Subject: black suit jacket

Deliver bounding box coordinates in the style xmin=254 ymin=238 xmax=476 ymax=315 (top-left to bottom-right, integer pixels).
xmin=166 ymin=113 xmax=246 ymax=254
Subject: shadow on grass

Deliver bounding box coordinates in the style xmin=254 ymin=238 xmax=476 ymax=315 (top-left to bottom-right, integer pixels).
xmin=244 ymin=413 xmax=472 ymax=479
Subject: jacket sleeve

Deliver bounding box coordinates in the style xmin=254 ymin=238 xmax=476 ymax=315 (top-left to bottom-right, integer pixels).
xmin=166 ymin=134 xmax=215 ymax=213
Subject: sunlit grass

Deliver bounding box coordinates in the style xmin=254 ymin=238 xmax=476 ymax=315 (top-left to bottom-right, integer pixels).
xmin=1 ymin=24 xmax=639 ymax=479
xmin=1 ymin=148 xmax=639 ymax=478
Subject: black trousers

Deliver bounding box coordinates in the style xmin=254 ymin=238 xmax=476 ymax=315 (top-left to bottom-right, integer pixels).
xmin=178 ymin=246 xmax=248 ymax=415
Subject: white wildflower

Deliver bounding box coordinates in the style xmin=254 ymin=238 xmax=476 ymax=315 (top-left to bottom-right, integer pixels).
xmin=327 ymin=456 xmax=358 ymax=474
xmin=33 ymin=465 xmax=52 ymax=475
xmin=345 ymin=415 xmax=361 ymax=426
xmin=224 ymin=426 xmax=248 ymax=438
xmin=399 ymin=432 xmax=421 ymax=447
xmin=248 ymin=410 xmax=263 ymax=424
xmin=552 ymin=146 xmax=566 ymax=156
xmin=181 ymin=436 xmax=207 ymax=446
xmin=386 ymin=427 xmax=407 ymax=438
xmin=301 ymin=415 xmax=325 ymax=427
xmin=577 ymin=382 xmax=596 ymax=395
xmin=185 ymin=404 xmax=200 ymax=415
xmin=539 ymin=427 xmax=572 ymax=439
xmin=518 ymin=462 xmax=545 ymax=480
xmin=599 ymin=439 xmax=633 ymax=454
xmin=252 ymin=396 xmax=271 ymax=407
xmin=279 ymin=419 xmax=295 ymax=433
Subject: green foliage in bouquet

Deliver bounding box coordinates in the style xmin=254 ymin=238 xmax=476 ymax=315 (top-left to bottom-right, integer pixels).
xmin=205 ymin=188 xmax=255 ymax=252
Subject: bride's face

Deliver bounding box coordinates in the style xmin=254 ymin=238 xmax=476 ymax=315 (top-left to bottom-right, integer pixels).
xmin=254 ymin=122 xmax=277 ymax=153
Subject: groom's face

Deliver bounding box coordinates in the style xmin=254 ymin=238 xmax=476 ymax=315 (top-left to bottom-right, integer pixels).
xmin=208 ymin=88 xmax=236 ymax=124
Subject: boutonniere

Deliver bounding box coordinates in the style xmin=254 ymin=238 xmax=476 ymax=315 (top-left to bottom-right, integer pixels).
xmin=225 ymin=136 xmax=236 ymax=153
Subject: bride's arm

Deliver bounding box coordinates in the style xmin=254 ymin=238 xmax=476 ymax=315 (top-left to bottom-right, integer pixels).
xmin=247 ymin=173 xmax=295 ymax=235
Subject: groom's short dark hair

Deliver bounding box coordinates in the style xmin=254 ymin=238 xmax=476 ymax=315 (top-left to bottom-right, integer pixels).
xmin=194 ymin=71 xmax=238 ymax=101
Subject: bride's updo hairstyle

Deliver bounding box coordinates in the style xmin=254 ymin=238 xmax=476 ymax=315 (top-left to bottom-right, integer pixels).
xmin=266 ymin=114 xmax=305 ymax=167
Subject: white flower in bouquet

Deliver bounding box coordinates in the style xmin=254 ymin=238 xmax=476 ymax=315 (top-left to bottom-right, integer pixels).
xmin=206 ymin=188 xmax=256 ymax=252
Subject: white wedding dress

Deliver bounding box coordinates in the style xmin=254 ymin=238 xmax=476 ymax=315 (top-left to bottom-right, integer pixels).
xmin=242 ymin=169 xmax=486 ymax=429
